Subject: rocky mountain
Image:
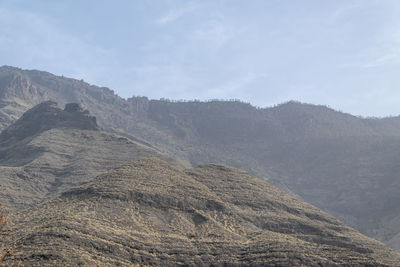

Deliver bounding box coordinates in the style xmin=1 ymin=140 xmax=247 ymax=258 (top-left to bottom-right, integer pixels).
xmin=1 ymin=66 xmax=400 ymax=251
xmin=5 ymin=157 xmax=400 ymax=266
xmin=0 ymin=101 xmax=180 ymax=209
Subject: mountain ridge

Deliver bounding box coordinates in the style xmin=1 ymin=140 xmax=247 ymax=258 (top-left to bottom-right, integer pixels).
xmin=2 ymin=64 xmax=400 ymax=119
xmin=2 ymin=66 xmax=400 ymax=251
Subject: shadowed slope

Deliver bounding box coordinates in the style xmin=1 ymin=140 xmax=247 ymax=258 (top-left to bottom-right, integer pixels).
xmin=7 ymin=157 xmax=400 ymax=266
xmin=0 ymin=101 xmax=98 ymax=143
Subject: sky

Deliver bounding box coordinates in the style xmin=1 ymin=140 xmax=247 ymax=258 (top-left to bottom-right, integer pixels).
xmin=1 ymin=0 xmax=400 ymax=117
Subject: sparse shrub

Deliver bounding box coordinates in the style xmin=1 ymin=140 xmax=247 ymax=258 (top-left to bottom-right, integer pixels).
xmin=0 ymin=210 xmax=11 ymax=263
xmin=0 ymin=209 xmax=22 ymax=266
xmin=246 ymin=233 xmax=256 ymax=239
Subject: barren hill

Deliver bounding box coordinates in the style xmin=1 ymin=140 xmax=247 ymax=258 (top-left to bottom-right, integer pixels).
xmin=6 ymin=157 xmax=400 ymax=266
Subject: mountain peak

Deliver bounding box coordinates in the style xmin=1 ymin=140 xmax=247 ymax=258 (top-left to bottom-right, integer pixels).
xmin=0 ymin=101 xmax=98 ymax=143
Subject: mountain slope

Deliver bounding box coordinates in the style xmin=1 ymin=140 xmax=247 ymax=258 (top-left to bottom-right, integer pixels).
xmin=2 ymin=66 xmax=400 ymax=250
xmin=6 ymin=157 xmax=400 ymax=266
xmin=0 ymin=101 xmax=180 ymax=209
xmin=0 ymin=66 xmax=124 ymax=133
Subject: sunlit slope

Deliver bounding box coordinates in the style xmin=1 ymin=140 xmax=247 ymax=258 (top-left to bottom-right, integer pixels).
xmin=8 ymin=157 xmax=400 ymax=266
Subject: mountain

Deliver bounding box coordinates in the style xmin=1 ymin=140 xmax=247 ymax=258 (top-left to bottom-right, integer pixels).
xmin=0 ymin=100 xmax=180 ymax=209
xmin=1 ymin=66 xmax=400 ymax=251
xmin=6 ymin=157 xmax=400 ymax=266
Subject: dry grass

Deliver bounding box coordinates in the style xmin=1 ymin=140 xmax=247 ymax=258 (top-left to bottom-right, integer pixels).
xmin=0 ymin=210 xmax=10 ymax=263
xmin=7 ymin=157 xmax=400 ymax=266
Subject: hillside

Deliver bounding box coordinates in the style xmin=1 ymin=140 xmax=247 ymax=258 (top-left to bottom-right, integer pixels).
xmin=5 ymin=157 xmax=400 ymax=266
xmin=1 ymin=66 xmax=400 ymax=251
xmin=0 ymin=101 xmax=180 ymax=209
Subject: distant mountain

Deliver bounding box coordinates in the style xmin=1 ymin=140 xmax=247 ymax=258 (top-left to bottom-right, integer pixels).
xmin=0 ymin=101 xmax=180 ymax=209
xmin=7 ymin=157 xmax=400 ymax=266
xmin=1 ymin=66 xmax=400 ymax=251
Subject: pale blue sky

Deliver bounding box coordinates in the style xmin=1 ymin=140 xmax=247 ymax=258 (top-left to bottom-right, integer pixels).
xmin=1 ymin=0 xmax=400 ymax=116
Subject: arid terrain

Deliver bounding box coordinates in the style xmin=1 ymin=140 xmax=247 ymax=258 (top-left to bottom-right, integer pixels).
xmin=4 ymin=157 xmax=400 ymax=266
xmin=1 ymin=66 xmax=400 ymax=266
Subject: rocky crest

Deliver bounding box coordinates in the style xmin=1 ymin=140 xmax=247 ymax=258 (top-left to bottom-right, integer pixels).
xmin=0 ymin=101 xmax=98 ymax=143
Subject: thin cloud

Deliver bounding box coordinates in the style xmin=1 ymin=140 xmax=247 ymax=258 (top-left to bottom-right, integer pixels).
xmin=156 ymin=2 xmax=198 ymax=25
xmin=361 ymin=28 xmax=400 ymax=69
xmin=122 ymin=64 xmax=198 ymax=99
xmin=193 ymin=21 xmax=236 ymax=46
xmin=362 ymin=54 xmax=400 ymax=69
xmin=207 ymin=72 xmax=266 ymax=98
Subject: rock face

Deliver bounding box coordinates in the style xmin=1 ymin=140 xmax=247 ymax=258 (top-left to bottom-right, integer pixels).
xmin=2 ymin=66 xmax=400 ymax=251
xmin=7 ymin=157 xmax=400 ymax=266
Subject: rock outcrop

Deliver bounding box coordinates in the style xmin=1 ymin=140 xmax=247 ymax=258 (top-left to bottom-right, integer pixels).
xmin=0 ymin=101 xmax=98 ymax=144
